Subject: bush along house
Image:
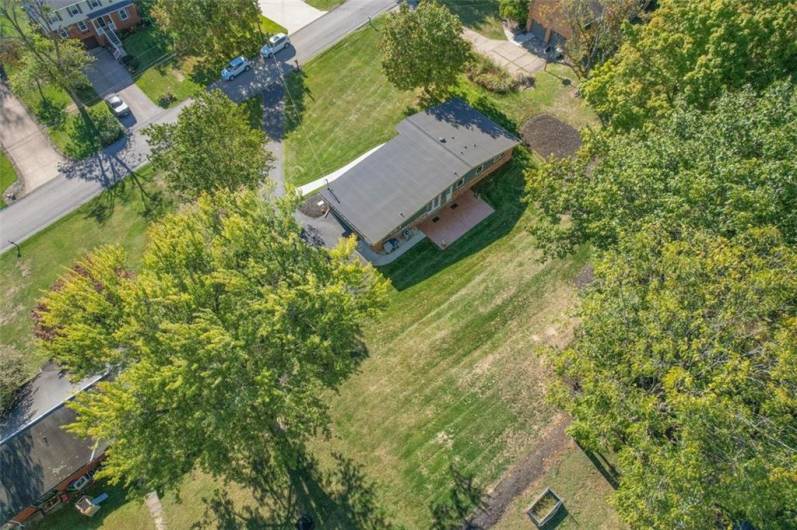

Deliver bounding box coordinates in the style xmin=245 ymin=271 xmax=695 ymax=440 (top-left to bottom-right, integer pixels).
xmin=320 ymin=99 xmax=519 ymax=258
xmin=0 ymin=373 xmax=107 ymax=528
xmin=24 ymin=0 xmax=141 ymax=59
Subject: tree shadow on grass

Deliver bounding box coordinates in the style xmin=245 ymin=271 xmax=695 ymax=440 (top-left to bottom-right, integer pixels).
xmin=283 ymin=68 xmax=310 ymax=135
xmin=380 ymin=149 xmax=532 ymax=291
xmin=192 ymin=452 xmax=398 ymax=530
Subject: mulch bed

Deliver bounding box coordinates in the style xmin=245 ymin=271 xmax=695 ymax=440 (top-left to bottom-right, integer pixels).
xmin=298 ymin=193 xmax=329 ymax=218
xmin=521 ymin=114 xmax=582 ymax=159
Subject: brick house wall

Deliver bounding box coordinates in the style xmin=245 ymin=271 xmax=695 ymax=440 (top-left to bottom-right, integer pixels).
xmin=60 ymin=3 xmax=140 ymax=48
xmin=526 ymin=0 xmax=573 ymax=44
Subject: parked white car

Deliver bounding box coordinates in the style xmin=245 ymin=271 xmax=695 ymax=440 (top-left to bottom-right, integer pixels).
xmin=104 ymin=94 xmax=130 ymax=117
xmin=221 ymin=56 xmax=251 ymax=81
xmin=261 ymin=33 xmax=290 ymax=58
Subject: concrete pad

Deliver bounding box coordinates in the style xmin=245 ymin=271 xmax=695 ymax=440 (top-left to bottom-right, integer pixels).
xmin=514 ymin=54 xmax=546 ymax=72
xmin=495 ymin=43 xmax=529 ymax=61
xmin=259 ymin=0 xmax=325 ymax=34
xmin=0 ymin=83 xmax=66 ymax=194
xmin=419 ymin=191 xmax=494 ymax=250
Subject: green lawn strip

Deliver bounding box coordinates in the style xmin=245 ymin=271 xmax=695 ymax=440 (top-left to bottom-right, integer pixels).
xmin=0 ymin=166 xmax=156 ymax=378
xmin=259 ymin=15 xmax=288 ymax=35
xmin=439 ymin=0 xmax=506 ymax=40
xmin=0 ymin=150 xmax=18 ymax=207
xmin=303 ymin=0 xmax=344 ymax=9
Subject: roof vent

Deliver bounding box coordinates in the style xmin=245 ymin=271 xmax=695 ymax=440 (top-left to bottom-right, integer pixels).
xmin=439 ymin=137 xmax=446 ymax=143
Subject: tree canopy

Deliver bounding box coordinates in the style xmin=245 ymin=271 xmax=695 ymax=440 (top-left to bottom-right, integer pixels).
xmin=143 ymin=89 xmax=273 ymax=200
xmin=152 ymin=0 xmax=263 ymax=62
xmin=35 ymin=190 xmax=389 ymax=492
xmin=581 ymin=0 xmax=797 ymax=129
xmin=550 ymin=224 xmax=797 ymax=528
xmin=380 ymin=1 xmax=471 ymax=95
xmin=527 ymin=82 xmax=797 ymax=257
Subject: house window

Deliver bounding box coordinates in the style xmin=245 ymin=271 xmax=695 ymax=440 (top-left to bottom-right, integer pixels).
xmin=59 ymin=27 xmax=69 ymax=37
xmin=78 ymin=20 xmax=88 ymax=32
xmin=455 ymin=177 xmax=465 ymax=189
xmin=49 ymin=11 xmax=63 ymax=23
xmin=118 ymin=7 xmax=128 ymax=20
xmin=66 ymin=4 xmax=82 ymax=17
xmin=87 ymin=0 xmax=102 ymax=8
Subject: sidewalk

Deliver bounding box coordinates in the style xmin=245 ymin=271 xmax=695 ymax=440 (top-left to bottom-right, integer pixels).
xmin=463 ymin=28 xmax=546 ymax=76
xmin=0 ymin=83 xmax=66 ymax=195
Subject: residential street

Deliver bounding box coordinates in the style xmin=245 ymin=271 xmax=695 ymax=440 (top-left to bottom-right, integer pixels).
xmin=0 ymin=0 xmax=398 ymax=254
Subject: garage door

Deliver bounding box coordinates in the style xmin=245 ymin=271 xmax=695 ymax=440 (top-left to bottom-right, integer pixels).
xmin=530 ymin=21 xmax=546 ymax=41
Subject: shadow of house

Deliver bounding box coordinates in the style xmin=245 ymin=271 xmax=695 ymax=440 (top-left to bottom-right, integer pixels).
xmin=0 ymin=400 xmax=108 ymax=526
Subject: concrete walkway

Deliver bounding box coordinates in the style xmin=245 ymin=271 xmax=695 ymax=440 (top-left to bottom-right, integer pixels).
xmin=259 ymin=0 xmax=326 ymax=34
xmin=0 ymin=83 xmax=66 ymax=195
xmin=463 ymin=28 xmax=546 ymax=76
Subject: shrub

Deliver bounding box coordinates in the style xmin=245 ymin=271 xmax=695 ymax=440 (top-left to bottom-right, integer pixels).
xmin=158 ymin=92 xmax=176 ymax=108
xmin=466 ymin=54 xmax=528 ymax=93
xmin=0 ymin=350 xmax=27 ymax=412
xmin=65 ymin=106 xmax=123 ymax=158
xmin=121 ymin=54 xmax=140 ymax=74
xmin=90 ymin=107 xmax=124 ymax=146
xmin=499 ymin=0 xmax=529 ymax=28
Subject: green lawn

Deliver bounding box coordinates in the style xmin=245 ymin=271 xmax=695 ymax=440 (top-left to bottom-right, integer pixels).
xmin=493 ymin=445 xmax=625 ymax=529
xmin=284 ymin=22 xmax=593 ymax=186
xmin=122 ymin=27 xmax=202 ymax=108
xmin=259 ymin=14 xmax=288 ymax=35
xmin=440 ymin=0 xmax=506 ymax=40
xmin=0 ymin=150 xmax=17 ymax=208
xmin=303 ymin=0 xmax=344 ymax=9
xmin=0 ymin=166 xmax=155 ymax=379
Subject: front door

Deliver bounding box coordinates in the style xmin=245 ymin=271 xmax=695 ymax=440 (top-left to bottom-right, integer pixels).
xmin=93 ymin=15 xmax=116 ymax=32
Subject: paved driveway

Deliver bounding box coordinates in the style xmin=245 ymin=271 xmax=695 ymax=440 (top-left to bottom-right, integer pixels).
xmin=0 ymin=83 xmax=65 ymax=194
xmin=259 ymin=0 xmax=325 ymax=34
xmin=85 ymin=48 xmax=162 ymax=128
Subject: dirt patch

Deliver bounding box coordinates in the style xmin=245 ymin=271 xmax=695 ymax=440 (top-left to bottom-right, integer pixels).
xmin=521 ymin=114 xmax=581 ymax=159
xmin=471 ymin=414 xmax=571 ymax=528
xmin=573 ymin=264 xmax=594 ymax=290
xmin=298 ymin=193 xmax=329 ymax=218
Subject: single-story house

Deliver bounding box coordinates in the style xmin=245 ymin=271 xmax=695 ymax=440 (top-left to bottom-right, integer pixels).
xmin=25 ymin=0 xmax=140 ymax=58
xmin=0 ymin=374 xmax=107 ymax=527
xmin=320 ymin=99 xmax=519 ymax=253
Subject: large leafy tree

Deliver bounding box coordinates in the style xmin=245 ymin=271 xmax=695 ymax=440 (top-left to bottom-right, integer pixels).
xmin=144 ymin=89 xmax=273 ymax=200
xmin=152 ymin=0 xmax=263 ymax=63
xmin=34 ymin=190 xmax=389 ymax=492
xmin=380 ymin=1 xmax=471 ymax=95
xmin=527 ymin=82 xmax=797 ymax=257
xmin=0 ymin=0 xmax=94 ymax=113
xmin=581 ymin=0 xmax=797 ymax=129
xmin=550 ymin=225 xmax=797 ymax=528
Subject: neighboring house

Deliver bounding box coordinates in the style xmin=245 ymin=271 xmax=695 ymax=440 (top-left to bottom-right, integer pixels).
xmin=0 ymin=374 xmax=107 ymax=527
xmin=320 ymin=99 xmax=519 ymax=254
xmin=526 ymin=0 xmax=572 ymax=48
xmin=25 ymin=0 xmax=141 ymax=58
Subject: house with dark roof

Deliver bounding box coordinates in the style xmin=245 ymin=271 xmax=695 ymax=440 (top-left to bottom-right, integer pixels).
xmin=320 ymin=99 xmax=519 ymax=255
xmin=0 ymin=374 xmax=107 ymax=527
xmin=24 ymin=0 xmax=140 ymax=59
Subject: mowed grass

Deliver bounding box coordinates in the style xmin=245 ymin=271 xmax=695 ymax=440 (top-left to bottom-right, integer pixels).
xmin=284 ymin=22 xmax=594 ymax=186
xmin=0 ymin=167 xmax=155 ymax=379
xmin=493 ymin=444 xmax=625 ymax=529
xmin=0 ymin=150 xmax=17 ymax=207
xmin=283 ymin=22 xmax=417 ymax=186
xmin=313 ymin=159 xmax=592 ymax=526
xmin=439 ymin=0 xmax=505 ymax=39
xmin=304 ymin=0 xmax=344 ymax=9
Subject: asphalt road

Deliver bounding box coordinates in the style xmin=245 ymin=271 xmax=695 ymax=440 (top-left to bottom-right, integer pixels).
xmin=0 ymin=0 xmax=398 ymax=255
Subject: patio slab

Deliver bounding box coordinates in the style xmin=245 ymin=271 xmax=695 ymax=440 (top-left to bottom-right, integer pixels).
xmin=418 ymin=190 xmax=494 ymax=250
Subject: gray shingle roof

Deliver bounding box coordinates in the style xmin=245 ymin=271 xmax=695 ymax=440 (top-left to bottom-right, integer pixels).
xmin=0 ymin=395 xmax=107 ymax=523
xmin=320 ymin=99 xmax=518 ymax=245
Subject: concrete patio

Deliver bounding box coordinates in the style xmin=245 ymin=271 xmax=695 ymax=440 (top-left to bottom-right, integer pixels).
xmin=418 ymin=190 xmax=494 ymax=250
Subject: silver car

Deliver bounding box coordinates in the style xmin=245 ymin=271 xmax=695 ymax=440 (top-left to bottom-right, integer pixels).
xmin=105 ymin=94 xmax=130 ymax=117
xmin=261 ymin=33 xmax=290 ymax=58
